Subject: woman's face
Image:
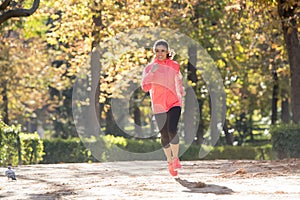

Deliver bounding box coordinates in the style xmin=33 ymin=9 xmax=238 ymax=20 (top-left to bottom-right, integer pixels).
xmin=154 ymin=45 xmax=168 ymax=61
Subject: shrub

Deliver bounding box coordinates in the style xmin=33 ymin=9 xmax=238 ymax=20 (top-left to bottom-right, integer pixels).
xmin=180 ymin=144 xmax=274 ymax=160
xmin=270 ymin=123 xmax=300 ymax=159
xmin=41 ymin=135 xmax=275 ymax=163
xmin=41 ymin=138 xmax=95 ymax=164
xmin=104 ymin=137 xmax=164 ymax=161
xmin=20 ymin=132 xmax=44 ymax=164
xmin=122 ymin=138 xmax=161 ymax=153
xmin=210 ymin=146 xmax=257 ymax=160
xmin=0 ymin=121 xmax=19 ymax=166
xmin=0 ymin=120 xmax=44 ymax=166
xmin=41 ymin=136 xmax=163 ymax=163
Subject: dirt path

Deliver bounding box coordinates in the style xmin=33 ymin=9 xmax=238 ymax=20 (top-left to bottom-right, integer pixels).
xmin=1 ymin=159 xmax=299 ymax=200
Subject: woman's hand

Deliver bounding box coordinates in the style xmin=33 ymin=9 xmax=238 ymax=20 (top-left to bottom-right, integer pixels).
xmin=151 ymin=63 xmax=159 ymax=72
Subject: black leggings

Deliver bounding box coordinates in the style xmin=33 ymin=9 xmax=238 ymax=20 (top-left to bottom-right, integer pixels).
xmin=154 ymin=106 xmax=181 ymax=148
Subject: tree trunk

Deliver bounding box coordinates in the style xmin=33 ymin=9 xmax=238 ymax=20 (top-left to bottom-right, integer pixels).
xmin=133 ymin=92 xmax=142 ymax=137
xmin=133 ymin=106 xmax=142 ymax=136
xmin=248 ymin=113 xmax=254 ymax=142
xmin=105 ymin=100 xmax=125 ymax=137
xmin=1 ymin=81 xmax=9 ymax=124
xmin=183 ymin=45 xmax=198 ymax=144
xmin=196 ymin=99 xmax=204 ymax=145
xmin=86 ymin=2 xmax=102 ymax=136
xmin=187 ymin=46 xmax=198 ymax=83
xmin=183 ymin=87 xmax=198 ymax=144
xmin=278 ymin=0 xmax=300 ymax=123
xmin=209 ymin=91 xmax=219 ymax=145
xmin=281 ymin=97 xmax=290 ymax=123
xmin=271 ymin=69 xmax=279 ymax=124
xmin=223 ymin=120 xmax=233 ymax=145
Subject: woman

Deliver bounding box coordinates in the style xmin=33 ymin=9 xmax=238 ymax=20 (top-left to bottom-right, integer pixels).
xmin=141 ymin=39 xmax=184 ymax=176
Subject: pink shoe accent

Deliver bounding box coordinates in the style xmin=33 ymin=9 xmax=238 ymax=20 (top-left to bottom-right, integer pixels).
xmin=168 ymin=162 xmax=178 ymax=176
xmin=173 ymin=158 xmax=182 ymax=169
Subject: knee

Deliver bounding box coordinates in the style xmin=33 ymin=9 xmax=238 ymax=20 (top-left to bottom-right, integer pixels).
xmin=170 ymin=133 xmax=179 ymax=144
xmin=161 ymin=135 xmax=170 ymax=148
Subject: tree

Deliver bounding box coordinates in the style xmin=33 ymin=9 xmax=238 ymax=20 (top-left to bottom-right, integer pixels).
xmin=3 ymin=0 xmax=297 ymax=145
xmin=0 ymin=0 xmax=40 ymax=24
xmin=0 ymin=0 xmax=41 ymax=126
xmin=47 ymin=0 xmax=201 ymax=138
xmin=277 ymin=0 xmax=300 ymax=123
xmin=0 ymin=1 xmax=67 ymax=138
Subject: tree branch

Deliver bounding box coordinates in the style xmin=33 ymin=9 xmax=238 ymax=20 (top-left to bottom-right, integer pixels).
xmin=0 ymin=0 xmax=11 ymax=11
xmin=0 ymin=0 xmax=40 ymax=24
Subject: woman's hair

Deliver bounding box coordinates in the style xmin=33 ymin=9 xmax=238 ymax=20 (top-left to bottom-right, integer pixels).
xmin=153 ymin=39 xmax=175 ymax=59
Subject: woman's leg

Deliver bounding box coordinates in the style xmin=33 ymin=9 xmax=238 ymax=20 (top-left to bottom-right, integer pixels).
xmin=156 ymin=107 xmax=181 ymax=159
xmin=154 ymin=112 xmax=172 ymax=162
xmin=155 ymin=112 xmax=178 ymax=176
xmin=167 ymin=107 xmax=182 ymax=168
xmin=167 ymin=106 xmax=181 ymax=154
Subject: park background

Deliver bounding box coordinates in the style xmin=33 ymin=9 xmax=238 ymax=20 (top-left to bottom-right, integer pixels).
xmin=0 ymin=0 xmax=300 ymax=166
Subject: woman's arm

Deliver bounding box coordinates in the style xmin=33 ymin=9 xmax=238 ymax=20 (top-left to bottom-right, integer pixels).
xmin=175 ymin=71 xmax=185 ymax=97
xmin=141 ymin=66 xmax=154 ymax=92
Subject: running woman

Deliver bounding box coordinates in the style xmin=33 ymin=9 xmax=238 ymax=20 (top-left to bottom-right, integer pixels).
xmin=141 ymin=39 xmax=184 ymax=176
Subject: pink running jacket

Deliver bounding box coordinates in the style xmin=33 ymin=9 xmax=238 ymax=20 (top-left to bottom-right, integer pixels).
xmin=141 ymin=58 xmax=184 ymax=114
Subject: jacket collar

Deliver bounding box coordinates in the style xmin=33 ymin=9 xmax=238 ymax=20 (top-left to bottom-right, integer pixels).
xmin=154 ymin=58 xmax=170 ymax=65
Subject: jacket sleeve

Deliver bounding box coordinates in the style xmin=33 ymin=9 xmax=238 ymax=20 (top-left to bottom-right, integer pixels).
xmin=173 ymin=61 xmax=185 ymax=98
xmin=179 ymin=71 xmax=185 ymax=96
xmin=141 ymin=66 xmax=153 ymax=92
xmin=176 ymin=71 xmax=184 ymax=97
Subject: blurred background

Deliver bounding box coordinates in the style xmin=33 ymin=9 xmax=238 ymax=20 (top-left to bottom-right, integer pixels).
xmin=0 ymin=0 xmax=299 ymax=166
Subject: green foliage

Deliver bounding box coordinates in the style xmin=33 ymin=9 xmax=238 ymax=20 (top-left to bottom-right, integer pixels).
xmin=19 ymin=132 xmax=44 ymax=164
xmin=103 ymin=137 xmax=164 ymax=161
xmin=23 ymin=14 xmax=49 ymax=38
xmin=270 ymin=123 xmax=300 ymax=159
xmin=102 ymin=134 xmax=128 ymax=148
xmin=0 ymin=121 xmax=19 ymax=166
xmin=41 ymin=135 xmax=275 ymax=164
xmin=181 ymin=144 xmax=275 ymax=161
xmin=41 ymin=135 xmax=162 ymax=163
xmin=0 ymin=120 xmax=44 ymax=166
xmin=125 ymin=139 xmax=162 ymax=153
xmin=41 ymin=138 xmax=95 ymax=164
xmin=0 ymin=0 xmax=296 ymax=144
xmin=103 ymin=135 xmax=162 ymax=153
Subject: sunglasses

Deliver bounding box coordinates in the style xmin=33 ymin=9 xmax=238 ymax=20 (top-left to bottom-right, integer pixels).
xmin=155 ymin=49 xmax=167 ymax=53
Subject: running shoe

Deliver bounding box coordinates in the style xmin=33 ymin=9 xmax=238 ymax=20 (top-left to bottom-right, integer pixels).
xmin=168 ymin=162 xmax=178 ymax=176
xmin=173 ymin=157 xmax=182 ymax=169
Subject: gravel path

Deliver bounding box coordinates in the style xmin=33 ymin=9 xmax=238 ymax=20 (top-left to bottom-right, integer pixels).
xmin=1 ymin=159 xmax=299 ymax=200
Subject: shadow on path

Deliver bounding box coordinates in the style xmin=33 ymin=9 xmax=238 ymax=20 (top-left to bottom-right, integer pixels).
xmin=175 ymin=178 xmax=234 ymax=195
xmin=16 ymin=174 xmax=76 ymax=200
